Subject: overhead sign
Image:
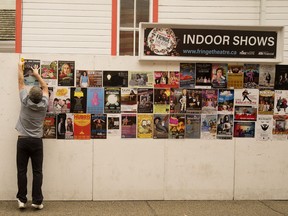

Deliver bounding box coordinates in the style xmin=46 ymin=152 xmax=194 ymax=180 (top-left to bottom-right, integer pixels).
xmin=139 ymin=23 xmax=283 ymax=63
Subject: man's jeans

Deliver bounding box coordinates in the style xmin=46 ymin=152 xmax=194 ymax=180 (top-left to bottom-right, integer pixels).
xmin=16 ymin=136 xmax=43 ymax=204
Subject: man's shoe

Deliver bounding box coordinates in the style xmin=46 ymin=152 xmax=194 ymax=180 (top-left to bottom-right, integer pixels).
xmin=31 ymin=203 xmax=44 ymax=210
xmin=17 ymin=199 xmax=26 ymax=209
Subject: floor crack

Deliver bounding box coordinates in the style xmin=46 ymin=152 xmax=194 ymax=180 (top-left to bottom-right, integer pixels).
xmin=259 ymin=200 xmax=286 ymax=216
xmin=146 ymin=201 xmax=158 ymax=216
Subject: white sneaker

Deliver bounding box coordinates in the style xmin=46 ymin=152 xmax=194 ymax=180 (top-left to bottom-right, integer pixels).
xmin=17 ymin=199 xmax=26 ymax=209
xmin=31 ymin=203 xmax=44 ymax=210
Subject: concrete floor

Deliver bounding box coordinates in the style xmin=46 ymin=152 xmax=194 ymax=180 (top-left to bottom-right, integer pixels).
xmin=1 ymin=200 xmax=288 ymax=216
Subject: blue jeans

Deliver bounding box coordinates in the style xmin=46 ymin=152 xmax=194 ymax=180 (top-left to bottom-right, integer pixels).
xmin=16 ymin=136 xmax=43 ymax=204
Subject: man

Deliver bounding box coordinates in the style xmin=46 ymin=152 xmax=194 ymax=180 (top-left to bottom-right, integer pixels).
xmin=15 ymin=60 xmax=48 ymax=210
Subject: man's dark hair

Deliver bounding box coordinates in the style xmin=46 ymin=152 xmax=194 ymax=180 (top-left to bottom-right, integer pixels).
xmin=29 ymin=86 xmax=43 ymax=104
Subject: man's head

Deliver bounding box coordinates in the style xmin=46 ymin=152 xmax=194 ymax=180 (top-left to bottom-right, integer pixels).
xmin=29 ymin=86 xmax=43 ymax=104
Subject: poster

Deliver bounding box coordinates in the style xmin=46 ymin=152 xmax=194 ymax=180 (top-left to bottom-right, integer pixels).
xmin=216 ymin=114 xmax=233 ymax=139
xmin=65 ymin=113 xmax=74 ymax=139
xmin=128 ymin=71 xmax=154 ymax=87
xmin=227 ymin=64 xmax=244 ymax=89
xmin=234 ymin=121 xmax=255 ymax=138
xmin=243 ymin=64 xmax=259 ymax=88
xmin=104 ymin=88 xmax=121 ymax=113
xmin=86 ymin=87 xmax=104 ymax=114
xmin=153 ymin=114 xmax=169 ymax=139
xmin=211 ymin=63 xmax=228 ymax=88
xmin=169 ymin=114 xmax=185 ymax=139
xmin=137 ymin=88 xmax=153 ymax=113
xmin=259 ymin=65 xmax=275 ymax=89
xmin=121 ymin=114 xmax=137 ymax=138
xmin=40 ymin=60 xmax=57 ymax=87
xmin=107 ymin=114 xmax=120 ymax=136
xmin=103 ymin=71 xmax=128 ymax=87
xmin=256 ymin=115 xmax=273 ymax=141
xmin=91 ymin=114 xmax=107 ymax=139
xmin=121 ymin=88 xmax=138 ymax=113
xmin=53 ymin=87 xmax=70 ymax=113
xmin=58 ymin=61 xmax=75 ymax=86
xmin=201 ymin=114 xmax=217 ymax=139
xmin=217 ymin=89 xmax=234 ymax=114
xmin=179 ymin=63 xmax=196 ymax=88
xmin=74 ymin=113 xmax=91 ymax=139
xmin=201 ymin=89 xmax=218 ymax=114
xmin=70 ymin=87 xmax=87 ymax=113
xmin=137 ymin=114 xmax=153 ymax=138
xmin=43 ymin=113 xmax=56 ymax=139
xmin=258 ymin=89 xmax=274 ymax=115
xmin=185 ymin=114 xmax=201 ymax=139
xmin=23 ymin=59 xmax=40 ymax=86
xmin=154 ymin=88 xmax=170 ymax=113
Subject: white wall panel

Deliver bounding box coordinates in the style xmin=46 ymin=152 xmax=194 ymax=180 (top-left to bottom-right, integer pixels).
xmin=22 ymin=0 xmax=112 ymax=55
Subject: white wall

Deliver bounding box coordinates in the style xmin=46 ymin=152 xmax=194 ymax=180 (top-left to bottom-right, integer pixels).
xmin=0 ymin=0 xmax=15 ymax=9
xmin=22 ymin=0 xmax=112 ymax=55
xmin=1 ymin=53 xmax=288 ymax=201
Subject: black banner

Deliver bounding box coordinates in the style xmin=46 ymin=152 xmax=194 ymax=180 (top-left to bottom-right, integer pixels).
xmin=144 ymin=28 xmax=277 ymax=59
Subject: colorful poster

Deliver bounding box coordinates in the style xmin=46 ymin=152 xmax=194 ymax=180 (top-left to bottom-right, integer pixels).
xmin=185 ymin=114 xmax=201 ymax=139
xmin=47 ymin=87 xmax=54 ymax=113
xmin=186 ymin=89 xmax=202 ymax=113
xmin=169 ymin=114 xmax=185 ymax=139
xmin=53 ymin=87 xmax=70 ymax=113
xmin=107 ymin=114 xmax=120 ymax=136
xmin=154 ymin=88 xmax=170 ymax=113
xmin=65 ymin=113 xmax=74 ymax=139
xmin=258 ymin=89 xmax=274 ymax=115
xmin=86 ymin=88 xmax=104 ymax=114
xmin=234 ymin=121 xmax=255 ymax=138
xmin=274 ymin=90 xmax=288 ymax=115
xmin=274 ymin=65 xmax=288 ymax=90
xmin=103 ymin=71 xmax=128 ymax=87
xmin=137 ymin=88 xmax=153 ymax=113
xmin=43 ymin=113 xmax=56 ymax=139
xmin=58 ymin=61 xmax=75 ymax=86
xmin=170 ymin=88 xmax=183 ymax=113
xmin=40 ymin=60 xmax=57 ymax=87
xmin=216 ymin=114 xmax=233 ymax=139
xmin=121 ymin=114 xmax=136 ymax=138
xmin=104 ymin=88 xmax=121 ymax=113
xmin=23 ymin=59 xmax=40 ymax=86
xmin=74 ymin=113 xmax=91 ymax=139
xmin=234 ymin=106 xmax=257 ymax=121
xmin=201 ymin=89 xmax=218 ymax=114
xmin=70 ymin=87 xmax=87 ymax=113
xmin=217 ymin=89 xmax=234 ymax=114
xmin=272 ymin=115 xmax=288 ymax=135
xmin=91 ymin=114 xmax=107 ymax=139
xmin=137 ymin=114 xmax=153 ymax=138
xmin=153 ymin=114 xmax=169 ymax=139
xmin=179 ymin=63 xmax=196 ymax=88
xmin=256 ymin=115 xmax=273 ymax=141
xmin=201 ymin=114 xmax=217 ymax=139
xmin=234 ymin=88 xmax=259 ymax=106
xmin=195 ymin=63 xmax=212 ymax=88
xmin=57 ymin=113 xmax=66 ymax=139
xmin=121 ymin=88 xmax=138 ymax=113
xmin=153 ymin=71 xmax=179 ymax=88
xmin=227 ymin=64 xmax=244 ymax=89
xmin=211 ymin=63 xmax=228 ymax=88
xmin=128 ymin=71 xmax=154 ymax=87
xmin=259 ymin=65 xmax=275 ymax=89
xmin=76 ymin=70 xmax=102 ymax=87
xmin=243 ymin=64 xmax=259 ymax=88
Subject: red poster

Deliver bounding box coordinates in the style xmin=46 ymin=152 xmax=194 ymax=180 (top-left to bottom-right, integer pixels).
xmin=74 ymin=114 xmax=91 ymax=140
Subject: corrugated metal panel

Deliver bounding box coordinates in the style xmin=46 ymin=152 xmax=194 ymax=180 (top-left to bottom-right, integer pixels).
xmin=22 ymin=0 xmax=112 ymax=54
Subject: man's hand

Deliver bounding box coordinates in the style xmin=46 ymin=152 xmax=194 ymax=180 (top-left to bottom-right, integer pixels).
xmin=31 ymin=64 xmax=40 ymax=77
xmin=18 ymin=60 xmax=25 ymax=90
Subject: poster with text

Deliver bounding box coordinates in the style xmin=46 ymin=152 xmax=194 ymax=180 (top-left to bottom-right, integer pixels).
xmin=137 ymin=114 xmax=153 ymax=138
xmin=128 ymin=71 xmax=154 ymax=87
xmin=121 ymin=114 xmax=136 ymax=138
xmin=40 ymin=60 xmax=57 ymax=87
xmin=86 ymin=87 xmax=104 ymax=114
xmin=74 ymin=113 xmax=91 ymax=140
xmin=153 ymin=114 xmax=169 ymax=139
xmin=58 ymin=61 xmax=75 ymax=86
xmin=179 ymin=63 xmax=196 ymax=88
xmin=256 ymin=115 xmax=273 ymax=141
